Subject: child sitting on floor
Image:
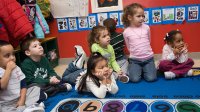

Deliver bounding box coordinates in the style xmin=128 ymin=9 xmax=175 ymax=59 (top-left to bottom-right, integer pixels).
xmin=158 ymin=30 xmax=194 ymax=79
xmin=20 ymin=37 xmax=72 ymax=97
xmin=88 ymin=25 xmax=129 ymax=83
xmin=0 ymin=40 xmax=46 ymax=112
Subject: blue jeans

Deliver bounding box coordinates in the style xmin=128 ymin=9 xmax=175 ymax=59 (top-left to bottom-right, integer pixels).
xmin=128 ymin=57 xmax=157 ymax=82
xmin=62 ymin=62 xmax=85 ymax=85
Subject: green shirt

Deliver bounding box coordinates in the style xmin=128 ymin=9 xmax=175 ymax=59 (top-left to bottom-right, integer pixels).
xmin=21 ymin=56 xmax=59 ymax=85
xmin=91 ymin=43 xmax=121 ymax=72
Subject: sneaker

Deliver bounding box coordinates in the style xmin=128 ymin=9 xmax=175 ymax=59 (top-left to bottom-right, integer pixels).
xmin=187 ymin=69 xmax=193 ymax=76
xmin=58 ymin=83 xmax=72 ymax=92
xmin=23 ymin=103 xmax=44 ymax=112
xmin=164 ymin=71 xmax=176 ymax=79
xmin=118 ymin=75 xmax=129 ymax=83
xmin=73 ymin=45 xmax=86 ymax=69
xmin=39 ymin=102 xmax=45 ymax=108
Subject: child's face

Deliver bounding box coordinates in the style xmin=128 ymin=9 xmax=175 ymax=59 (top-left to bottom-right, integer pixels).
xmin=0 ymin=45 xmax=16 ymax=68
xmin=172 ymin=33 xmax=184 ymax=48
xmin=97 ymin=29 xmax=110 ymax=48
xmin=93 ymin=59 xmax=109 ymax=75
xmin=128 ymin=8 xmax=145 ymax=27
xmin=27 ymin=40 xmax=44 ymax=57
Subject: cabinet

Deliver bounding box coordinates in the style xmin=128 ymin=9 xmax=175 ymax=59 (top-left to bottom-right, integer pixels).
xmin=15 ymin=37 xmax=59 ymax=68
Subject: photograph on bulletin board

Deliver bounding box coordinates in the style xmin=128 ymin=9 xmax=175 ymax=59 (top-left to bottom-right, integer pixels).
xmin=91 ymin=0 xmax=123 ymax=13
xmin=108 ymin=12 xmax=120 ymax=26
xmin=151 ymin=8 xmax=162 ymax=25
xmin=175 ymin=6 xmax=186 ymax=24
xmin=118 ymin=11 xmax=123 ymax=27
xmin=162 ymin=7 xmax=175 ymax=24
xmin=57 ymin=18 xmax=68 ymax=32
xmin=97 ymin=13 xmax=108 ymax=26
xmin=68 ymin=17 xmax=78 ymax=31
xmin=144 ymin=9 xmax=150 ymax=25
xmin=78 ymin=17 xmax=89 ymax=30
xmin=88 ymin=14 xmax=98 ymax=29
xmin=186 ymin=5 xmax=199 ymax=23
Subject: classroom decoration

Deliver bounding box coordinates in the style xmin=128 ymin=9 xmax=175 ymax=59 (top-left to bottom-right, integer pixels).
xmin=49 ymin=0 xmax=88 ymax=18
xmin=57 ymin=4 xmax=200 ymax=32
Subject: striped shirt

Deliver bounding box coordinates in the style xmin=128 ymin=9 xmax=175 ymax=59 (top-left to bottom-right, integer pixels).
xmin=0 ymin=66 xmax=25 ymax=102
xmin=123 ymin=24 xmax=153 ymax=60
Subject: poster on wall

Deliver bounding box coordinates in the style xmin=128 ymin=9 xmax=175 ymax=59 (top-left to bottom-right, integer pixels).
xmin=144 ymin=9 xmax=150 ymax=25
xmin=97 ymin=13 xmax=108 ymax=26
xmin=151 ymin=8 xmax=162 ymax=25
xmin=78 ymin=17 xmax=89 ymax=30
xmin=88 ymin=14 xmax=98 ymax=29
xmin=175 ymin=6 xmax=186 ymax=24
xmin=49 ymin=0 xmax=88 ymax=18
xmin=57 ymin=18 xmax=68 ymax=32
xmin=186 ymin=5 xmax=199 ymax=22
xmin=68 ymin=17 xmax=78 ymax=31
xmin=162 ymin=7 xmax=175 ymax=24
xmin=91 ymin=0 xmax=123 ymax=13
xmin=118 ymin=11 xmax=123 ymax=27
xmin=108 ymin=12 xmax=120 ymax=26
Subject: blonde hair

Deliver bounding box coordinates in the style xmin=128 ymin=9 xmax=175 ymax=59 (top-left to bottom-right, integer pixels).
xmin=122 ymin=3 xmax=144 ymax=27
xmin=87 ymin=25 xmax=107 ymax=49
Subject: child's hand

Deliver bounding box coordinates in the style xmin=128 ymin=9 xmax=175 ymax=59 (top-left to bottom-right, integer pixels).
xmin=16 ymin=99 xmax=25 ymax=107
xmin=6 ymin=61 xmax=16 ymax=71
xmin=117 ymin=70 xmax=123 ymax=76
xmin=181 ymin=43 xmax=188 ymax=53
xmin=50 ymin=76 xmax=60 ymax=84
xmin=103 ymin=68 xmax=113 ymax=79
xmin=94 ymin=70 xmax=106 ymax=80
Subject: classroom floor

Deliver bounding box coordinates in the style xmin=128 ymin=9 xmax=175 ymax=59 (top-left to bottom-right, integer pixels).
xmin=54 ymin=52 xmax=200 ymax=77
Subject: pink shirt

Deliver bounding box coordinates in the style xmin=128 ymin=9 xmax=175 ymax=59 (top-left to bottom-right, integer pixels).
xmin=123 ymin=24 xmax=153 ymax=60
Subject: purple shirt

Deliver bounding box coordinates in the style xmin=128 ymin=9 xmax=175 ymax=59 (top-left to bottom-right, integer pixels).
xmin=123 ymin=24 xmax=153 ymax=60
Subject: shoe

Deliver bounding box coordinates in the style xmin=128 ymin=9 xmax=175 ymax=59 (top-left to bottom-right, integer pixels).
xmin=23 ymin=103 xmax=44 ymax=112
xmin=57 ymin=83 xmax=72 ymax=92
xmin=39 ymin=102 xmax=45 ymax=108
xmin=73 ymin=45 xmax=86 ymax=69
xmin=118 ymin=75 xmax=129 ymax=83
xmin=44 ymin=86 xmax=57 ymax=97
xmin=164 ymin=71 xmax=176 ymax=79
xmin=187 ymin=69 xmax=193 ymax=76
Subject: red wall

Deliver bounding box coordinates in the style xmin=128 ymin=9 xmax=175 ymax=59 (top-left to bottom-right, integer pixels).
xmin=46 ymin=0 xmax=200 ymax=58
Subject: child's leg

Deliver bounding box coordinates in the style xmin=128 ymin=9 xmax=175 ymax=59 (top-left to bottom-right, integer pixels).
xmin=62 ymin=62 xmax=85 ymax=84
xmin=117 ymin=58 xmax=128 ymax=75
xmin=158 ymin=60 xmax=175 ymax=72
xmin=128 ymin=58 xmax=142 ymax=82
xmin=171 ymin=58 xmax=194 ymax=77
xmin=25 ymin=86 xmax=41 ymax=107
xmin=143 ymin=58 xmax=157 ymax=82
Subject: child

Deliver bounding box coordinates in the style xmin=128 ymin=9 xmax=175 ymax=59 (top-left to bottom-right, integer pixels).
xmin=20 ymin=38 xmax=72 ymax=97
xmin=0 ymin=40 xmax=45 ymax=112
xmin=88 ymin=25 xmax=129 ymax=83
xmin=158 ymin=30 xmax=194 ymax=79
xmin=75 ymin=52 xmax=118 ymax=98
xmin=103 ymin=18 xmax=128 ymax=75
xmin=122 ymin=3 xmax=157 ymax=82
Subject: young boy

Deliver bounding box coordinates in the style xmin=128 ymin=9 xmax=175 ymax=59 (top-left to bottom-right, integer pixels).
xmin=20 ymin=38 xmax=72 ymax=97
xmin=0 ymin=40 xmax=45 ymax=112
xmin=103 ymin=18 xmax=129 ymax=79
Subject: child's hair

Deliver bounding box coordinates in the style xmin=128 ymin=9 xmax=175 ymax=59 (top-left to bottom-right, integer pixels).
xmin=20 ymin=37 xmax=38 ymax=53
xmin=77 ymin=52 xmax=107 ymax=93
xmin=103 ymin=18 xmax=117 ymax=34
xmin=0 ymin=40 xmax=10 ymax=48
xmin=122 ymin=3 xmax=144 ymax=27
xmin=164 ymin=30 xmax=182 ymax=44
xmin=88 ymin=25 xmax=108 ymax=48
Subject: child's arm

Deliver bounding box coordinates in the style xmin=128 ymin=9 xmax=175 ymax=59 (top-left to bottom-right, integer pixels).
xmin=109 ymin=46 xmax=121 ymax=73
xmin=106 ymin=74 xmax=118 ymax=94
xmin=16 ymin=88 xmax=27 ymax=107
xmin=162 ymin=45 xmax=176 ymax=61
xmin=1 ymin=61 xmax=16 ymax=89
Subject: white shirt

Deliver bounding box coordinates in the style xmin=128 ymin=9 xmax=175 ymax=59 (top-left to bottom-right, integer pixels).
xmin=75 ymin=70 xmax=118 ymax=99
xmin=0 ymin=66 xmax=25 ymax=102
xmin=161 ymin=44 xmax=188 ymax=63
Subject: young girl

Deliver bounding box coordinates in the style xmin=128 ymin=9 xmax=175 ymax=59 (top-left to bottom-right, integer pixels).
xmin=122 ymin=3 xmax=157 ymax=82
xmin=75 ymin=52 xmax=118 ymax=98
xmin=88 ymin=25 xmax=129 ymax=83
xmin=158 ymin=30 xmax=194 ymax=79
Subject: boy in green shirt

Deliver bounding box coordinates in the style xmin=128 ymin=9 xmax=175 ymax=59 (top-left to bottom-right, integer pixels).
xmin=21 ymin=38 xmax=72 ymax=97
